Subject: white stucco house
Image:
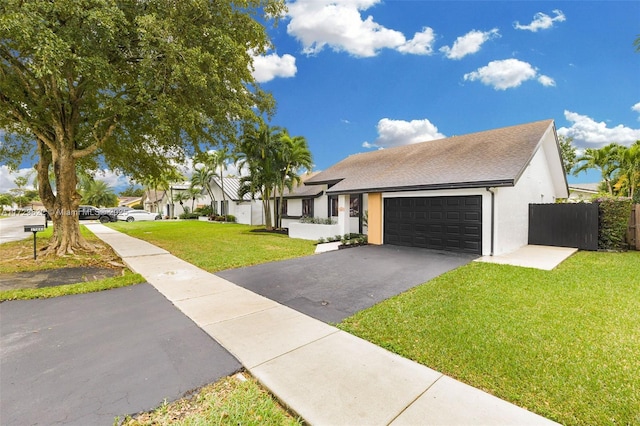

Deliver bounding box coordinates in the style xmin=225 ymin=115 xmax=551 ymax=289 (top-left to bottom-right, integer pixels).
xmin=283 ymin=119 xmax=569 ymax=256
xmin=145 ymin=177 xmax=264 ymax=225
xmin=568 ymin=183 xmax=600 ymax=202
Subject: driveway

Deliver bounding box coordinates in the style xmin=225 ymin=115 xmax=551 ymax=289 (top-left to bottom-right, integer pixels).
xmin=0 ymin=284 xmax=241 ymax=426
xmin=0 ymin=214 xmax=48 ymax=244
xmin=216 ymin=245 xmax=476 ymax=323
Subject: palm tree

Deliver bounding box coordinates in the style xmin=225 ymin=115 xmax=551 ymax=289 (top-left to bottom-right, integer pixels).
xmin=186 ymin=185 xmax=202 ymax=212
xmin=614 ymin=141 xmax=640 ymax=199
xmin=173 ymin=191 xmax=191 ymax=213
xmin=235 ymin=124 xmax=282 ymax=229
xmin=191 ymin=166 xmax=216 ymax=215
xmin=276 ymin=130 xmax=312 ymax=228
xmin=82 ymin=180 xmax=118 ymax=207
xmin=574 ymin=143 xmax=623 ymax=194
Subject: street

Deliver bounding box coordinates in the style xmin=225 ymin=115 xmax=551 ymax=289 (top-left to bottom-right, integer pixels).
xmin=0 ymin=213 xmax=49 ymax=244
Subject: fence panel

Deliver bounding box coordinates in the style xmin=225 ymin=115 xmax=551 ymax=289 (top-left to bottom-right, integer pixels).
xmin=628 ymin=204 xmax=639 ymax=250
xmin=529 ymin=203 xmax=599 ymax=250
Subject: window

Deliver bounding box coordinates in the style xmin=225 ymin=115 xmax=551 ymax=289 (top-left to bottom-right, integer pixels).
xmin=328 ymin=195 xmax=338 ymax=217
xmin=276 ymin=199 xmax=288 ymax=216
xmin=350 ymin=195 xmax=360 ymax=217
xmin=221 ymin=200 xmax=229 ymax=215
xmin=302 ymin=198 xmax=314 ymax=217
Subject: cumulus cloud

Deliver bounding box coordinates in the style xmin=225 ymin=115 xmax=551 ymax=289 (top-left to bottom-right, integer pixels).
xmin=632 ymin=102 xmax=640 ymax=117
xmin=463 ymin=58 xmax=554 ymax=90
xmin=251 ymin=52 xmax=297 ymax=83
xmin=514 ymin=9 xmax=566 ymax=32
xmin=398 ymin=27 xmax=436 ymax=55
xmin=557 ymin=110 xmax=640 ymax=148
xmin=439 ymin=28 xmax=499 ymax=60
xmin=0 ymin=165 xmax=34 ymax=194
xmin=286 ymin=0 xmax=434 ymax=57
xmin=362 ymin=118 xmax=445 ymax=149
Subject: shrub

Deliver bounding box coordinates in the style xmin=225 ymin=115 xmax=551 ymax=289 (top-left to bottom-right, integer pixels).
xmin=195 ymin=206 xmax=213 ymax=217
xmin=225 ymin=214 xmax=237 ymax=223
xmin=299 ymin=216 xmax=337 ymax=225
xmin=179 ymin=212 xmax=199 ymax=220
xmin=596 ymin=196 xmax=632 ymax=250
xmin=317 ymin=237 xmax=325 ymax=244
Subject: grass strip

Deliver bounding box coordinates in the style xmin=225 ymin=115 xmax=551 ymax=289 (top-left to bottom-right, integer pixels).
xmin=120 ymin=372 xmax=302 ymax=426
xmin=108 ymin=221 xmax=316 ymax=272
xmin=338 ymin=251 xmax=640 ymax=425
xmin=0 ymin=271 xmax=144 ymax=301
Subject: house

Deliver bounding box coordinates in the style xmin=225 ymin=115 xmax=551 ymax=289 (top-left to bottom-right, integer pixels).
xmin=568 ymin=183 xmax=600 ymax=201
xmin=291 ymin=119 xmax=568 ymax=256
xmin=143 ymin=189 xmax=166 ymax=214
xmin=117 ymin=197 xmax=142 ymax=208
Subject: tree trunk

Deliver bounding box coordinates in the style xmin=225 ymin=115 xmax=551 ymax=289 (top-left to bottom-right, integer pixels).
xmin=38 ymin=140 xmax=94 ymax=256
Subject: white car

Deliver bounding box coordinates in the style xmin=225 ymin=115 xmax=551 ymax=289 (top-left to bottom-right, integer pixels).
xmin=117 ymin=210 xmax=161 ymax=222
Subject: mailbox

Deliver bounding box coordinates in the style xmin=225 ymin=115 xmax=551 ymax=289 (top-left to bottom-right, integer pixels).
xmin=24 ymin=225 xmax=45 ymax=259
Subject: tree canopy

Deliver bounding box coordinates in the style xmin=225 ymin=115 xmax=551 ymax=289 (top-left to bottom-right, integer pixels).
xmin=0 ymin=0 xmax=284 ymax=254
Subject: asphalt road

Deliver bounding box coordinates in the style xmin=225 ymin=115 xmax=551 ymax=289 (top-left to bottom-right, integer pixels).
xmin=217 ymin=244 xmax=476 ymax=323
xmin=0 ymin=213 xmax=49 ymax=244
xmin=0 ymin=284 xmax=241 ymax=425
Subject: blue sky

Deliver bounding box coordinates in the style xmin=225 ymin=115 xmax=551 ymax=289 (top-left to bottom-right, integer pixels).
xmin=1 ymin=0 xmax=639 ymax=193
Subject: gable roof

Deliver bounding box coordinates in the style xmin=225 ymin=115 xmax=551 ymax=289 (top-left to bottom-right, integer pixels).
xmin=211 ymin=176 xmax=253 ymax=201
xmin=280 ymin=171 xmax=324 ymax=199
xmin=306 ymin=119 xmax=562 ymax=194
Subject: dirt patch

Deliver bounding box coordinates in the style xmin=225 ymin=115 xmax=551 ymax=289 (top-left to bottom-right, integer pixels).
xmin=0 ymin=266 xmax=124 ymax=291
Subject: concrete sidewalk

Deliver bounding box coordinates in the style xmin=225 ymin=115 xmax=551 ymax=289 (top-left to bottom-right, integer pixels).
xmin=87 ymin=224 xmax=558 ymax=425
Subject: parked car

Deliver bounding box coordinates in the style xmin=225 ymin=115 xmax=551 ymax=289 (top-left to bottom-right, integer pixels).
xmin=44 ymin=205 xmax=114 ymax=223
xmin=117 ymin=210 xmax=161 ymax=222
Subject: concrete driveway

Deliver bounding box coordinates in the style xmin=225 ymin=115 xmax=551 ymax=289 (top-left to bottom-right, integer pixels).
xmin=216 ymin=245 xmax=476 ymax=323
xmin=0 ymin=284 xmax=241 ymax=426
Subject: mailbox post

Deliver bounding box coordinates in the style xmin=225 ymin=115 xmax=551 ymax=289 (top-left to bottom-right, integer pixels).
xmin=24 ymin=225 xmax=45 ymax=260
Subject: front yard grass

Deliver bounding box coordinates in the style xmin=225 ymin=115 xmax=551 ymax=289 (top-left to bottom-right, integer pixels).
xmin=338 ymin=251 xmax=640 ymax=425
xmin=121 ymin=372 xmax=301 ymax=426
xmin=0 ymin=225 xmax=144 ymax=301
xmin=108 ymin=220 xmax=316 ymax=272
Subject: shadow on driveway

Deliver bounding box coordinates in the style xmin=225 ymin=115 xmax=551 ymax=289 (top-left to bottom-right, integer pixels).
xmin=216 ymin=245 xmax=476 ymax=323
xmin=0 ymin=284 xmax=241 ymax=425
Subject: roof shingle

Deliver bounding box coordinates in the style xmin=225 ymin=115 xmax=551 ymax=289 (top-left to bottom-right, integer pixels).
xmin=305 ymin=120 xmax=556 ymax=194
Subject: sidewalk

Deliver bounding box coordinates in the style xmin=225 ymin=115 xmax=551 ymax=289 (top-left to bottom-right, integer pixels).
xmin=87 ymin=224 xmax=558 ymax=425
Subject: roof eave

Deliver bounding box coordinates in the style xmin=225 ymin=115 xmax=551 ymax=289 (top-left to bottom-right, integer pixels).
xmin=326 ymin=180 xmax=515 ymax=195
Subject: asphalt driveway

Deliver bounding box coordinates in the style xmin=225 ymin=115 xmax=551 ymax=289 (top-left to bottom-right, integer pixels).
xmin=0 ymin=284 xmax=241 ymax=426
xmin=216 ymin=245 xmax=476 ymax=323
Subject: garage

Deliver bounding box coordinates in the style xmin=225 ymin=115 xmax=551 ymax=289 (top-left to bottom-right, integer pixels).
xmin=384 ymin=196 xmax=482 ymax=255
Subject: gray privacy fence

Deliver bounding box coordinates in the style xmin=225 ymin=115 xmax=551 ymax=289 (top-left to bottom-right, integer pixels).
xmin=528 ymin=203 xmax=599 ymax=251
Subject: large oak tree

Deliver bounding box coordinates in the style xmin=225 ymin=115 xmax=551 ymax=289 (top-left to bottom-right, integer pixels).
xmin=0 ymin=0 xmax=283 ymax=255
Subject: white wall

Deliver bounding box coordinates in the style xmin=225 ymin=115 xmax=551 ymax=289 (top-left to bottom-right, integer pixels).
xmin=288 ymin=222 xmax=341 ymax=241
xmin=493 ymin=142 xmax=558 ymax=255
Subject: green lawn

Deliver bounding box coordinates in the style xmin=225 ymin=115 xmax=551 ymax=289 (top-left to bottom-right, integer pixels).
xmin=338 ymin=251 xmax=640 ymax=425
xmin=0 ymin=225 xmax=144 ymax=301
xmin=107 ymin=220 xmax=316 ymax=272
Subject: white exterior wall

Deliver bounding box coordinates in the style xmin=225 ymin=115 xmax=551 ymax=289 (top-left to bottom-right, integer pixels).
xmin=493 ymin=143 xmax=558 ymax=255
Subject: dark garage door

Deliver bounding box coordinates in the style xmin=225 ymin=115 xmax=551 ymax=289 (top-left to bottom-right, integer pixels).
xmin=384 ymin=196 xmax=482 ymax=254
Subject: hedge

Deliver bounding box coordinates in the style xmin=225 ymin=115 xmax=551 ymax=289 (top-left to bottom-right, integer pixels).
xmin=596 ymin=197 xmax=632 ymax=250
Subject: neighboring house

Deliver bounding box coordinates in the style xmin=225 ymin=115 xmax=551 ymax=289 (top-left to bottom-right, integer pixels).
xmin=118 ymin=197 xmax=142 ymax=208
xmin=294 ymin=119 xmax=568 ymax=256
xmin=200 ymin=176 xmax=264 ymax=225
xmin=143 ymin=189 xmax=167 ymax=214
xmin=568 ymin=183 xmax=600 ymax=202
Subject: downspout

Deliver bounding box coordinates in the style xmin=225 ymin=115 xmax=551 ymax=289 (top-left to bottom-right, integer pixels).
xmin=485 ymin=187 xmax=495 ymax=256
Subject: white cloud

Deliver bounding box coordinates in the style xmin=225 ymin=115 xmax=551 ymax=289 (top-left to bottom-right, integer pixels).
xmin=632 ymin=102 xmax=640 ymax=117
xmin=363 ymin=118 xmax=445 ymax=149
xmin=463 ymin=58 xmax=553 ymax=90
xmin=557 ymin=110 xmax=640 ymax=148
xmin=439 ymin=28 xmax=499 ymax=60
xmin=0 ymin=165 xmax=35 ymax=194
xmin=398 ymin=27 xmax=436 ymax=55
xmin=286 ymin=0 xmax=434 ymax=57
xmin=251 ymin=52 xmax=297 ymax=83
xmin=514 ymin=9 xmax=566 ymax=32
xmin=537 ymin=74 xmax=556 ymax=87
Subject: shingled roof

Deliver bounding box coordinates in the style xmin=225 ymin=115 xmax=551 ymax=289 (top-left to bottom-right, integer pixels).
xmin=305 ymin=119 xmax=559 ymax=194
